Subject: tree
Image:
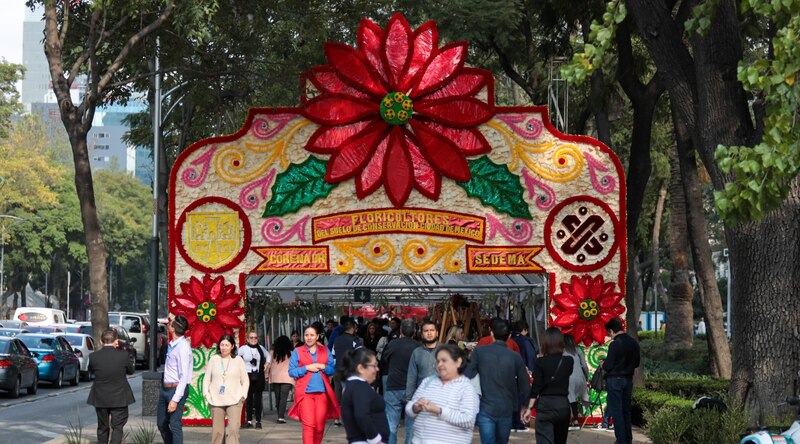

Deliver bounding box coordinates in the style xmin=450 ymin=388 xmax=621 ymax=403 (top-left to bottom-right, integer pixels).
xmin=0 ymin=61 xmax=24 ymax=139
xmin=30 ymin=0 xmax=215 ymax=341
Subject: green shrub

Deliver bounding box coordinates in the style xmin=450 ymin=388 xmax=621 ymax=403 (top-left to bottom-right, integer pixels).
xmin=639 ymin=334 xmax=713 ymax=376
xmin=645 ymin=376 xmax=730 ymax=398
xmin=638 ymin=330 xmax=666 ymax=341
xmin=633 ymin=387 xmax=695 ymax=414
xmin=644 ymin=401 xmax=749 ymax=444
xmin=645 ymin=406 xmax=690 ymax=444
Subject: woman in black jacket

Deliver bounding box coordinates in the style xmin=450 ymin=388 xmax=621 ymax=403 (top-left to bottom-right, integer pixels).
xmin=338 ymin=347 xmax=389 ymax=444
xmin=524 ymin=327 xmax=574 ymax=444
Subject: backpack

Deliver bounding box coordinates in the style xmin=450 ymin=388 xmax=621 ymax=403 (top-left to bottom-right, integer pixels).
xmin=590 ymin=365 xmax=606 ymax=392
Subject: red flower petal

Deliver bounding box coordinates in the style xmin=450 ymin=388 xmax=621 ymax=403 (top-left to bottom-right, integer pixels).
xmin=589 ymin=275 xmax=604 ymax=298
xmin=410 ymin=120 xmax=470 ymax=181
xmin=416 ymin=68 xmax=490 ymax=101
xmin=215 ymin=312 xmax=241 ymax=328
xmin=306 ymin=121 xmax=373 ymax=154
xmin=554 ymin=293 xmax=580 ymax=310
xmin=415 ymin=96 xmax=494 ymax=127
xmin=191 ymin=322 xmax=207 ymax=348
xmin=208 ymin=276 xmax=225 ymax=303
xmin=173 ymin=296 xmax=198 ymax=311
xmin=303 ymin=67 xmax=370 ymax=99
xmin=572 ymin=322 xmax=589 ymax=344
xmin=416 ymin=122 xmax=491 ymax=155
xmin=553 ymin=311 xmax=579 ymax=327
xmin=411 ymin=42 xmax=467 ymax=97
xmin=215 ymin=295 xmax=241 ymax=311
xmin=189 ymin=277 xmax=207 ymax=303
xmin=303 ymin=94 xmax=378 ymax=126
xmin=590 ymin=321 xmax=607 ymax=344
xmin=206 ymin=322 xmax=225 ymax=347
xmin=571 ymin=275 xmax=589 ymax=300
xmin=324 ymin=42 xmax=385 ymax=97
xmin=404 ymin=132 xmax=440 ymax=199
xmin=356 ymin=135 xmax=389 ymax=198
xmin=357 ymin=19 xmax=388 ymax=85
xmin=383 ymin=128 xmax=414 ymax=207
xmin=327 ymin=122 xmax=387 ymax=182
xmin=599 ymin=292 xmax=624 ymax=308
xmin=397 ymin=21 xmax=437 ymax=92
xmin=382 ymin=14 xmax=412 ymax=88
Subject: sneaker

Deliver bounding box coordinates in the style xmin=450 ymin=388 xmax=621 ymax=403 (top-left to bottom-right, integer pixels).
xmin=243 ymin=422 xmax=253 ymax=429
xmin=513 ymin=427 xmax=530 ymax=433
xmin=604 ymin=425 xmax=615 ymax=432
xmin=568 ymin=425 xmax=581 ymax=431
xmin=334 ymin=420 xmax=342 ymax=427
xmin=593 ymin=423 xmax=608 ymax=430
xmin=255 ymin=422 xmax=262 ymax=429
xmin=277 ymin=418 xmax=286 ymax=424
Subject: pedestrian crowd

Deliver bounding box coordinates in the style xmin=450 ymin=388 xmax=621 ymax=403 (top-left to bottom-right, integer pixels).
xmin=85 ymin=313 xmax=640 ymax=444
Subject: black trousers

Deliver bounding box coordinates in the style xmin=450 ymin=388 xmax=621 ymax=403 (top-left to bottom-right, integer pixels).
xmin=534 ymin=396 xmax=571 ymax=444
xmin=246 ymin=376 xmax=265 ymax=422
xmin=273 ymin=382 xmax=293 ymax=419
xmin=95 ymin=406 xmax=129 ymax=444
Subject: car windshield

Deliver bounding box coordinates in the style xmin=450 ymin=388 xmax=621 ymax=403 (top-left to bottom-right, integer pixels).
xmin=19 ymin=336 xmax=57 ymax=350
xmin=108 ymin=314 xmax=121 ymax=325
xmin=0 ymin=329 xmax=21 ymax=338
xmin=26 ymin=326 xmax=62 ymax=333
xmin=61 ymin=325 xmax=80 ymax=333
xmin=0 ymin=338 xmax=10 ymax=353
xmin=64 ymin=335 xmax=84 ymax=347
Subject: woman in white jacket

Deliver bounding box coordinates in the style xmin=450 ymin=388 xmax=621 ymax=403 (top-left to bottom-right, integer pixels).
xmin=563 ymin=333 xmax=589 ymax=429
xmin=203 ymin=334 xmax=250 ymax=444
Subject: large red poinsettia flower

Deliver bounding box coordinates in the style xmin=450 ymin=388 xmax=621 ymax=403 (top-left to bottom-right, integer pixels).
xmin=172 ymin=274 xmax=245 ymax=348
xmin=301 ymin=13 xmax=495 ymax=207
xmin=551 ymin=274 xmax=625 ymax=346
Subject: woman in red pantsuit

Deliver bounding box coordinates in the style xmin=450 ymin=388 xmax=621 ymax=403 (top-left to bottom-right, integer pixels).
xmin=288 ymin=324 xmax=340 ymax=444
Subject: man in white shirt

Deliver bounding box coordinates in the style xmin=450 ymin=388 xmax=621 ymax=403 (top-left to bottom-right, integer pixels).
xmin=157 ymin=315 xmax=193 ymax=444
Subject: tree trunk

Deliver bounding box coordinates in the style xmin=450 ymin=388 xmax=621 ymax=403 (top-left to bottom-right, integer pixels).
xmin=729 ymin=175 xmax=800 ymax=421
xmin=650 ymin=180 xmax=667 ymax=325
xmin=664 ymin=145 xmax=694 ymax=351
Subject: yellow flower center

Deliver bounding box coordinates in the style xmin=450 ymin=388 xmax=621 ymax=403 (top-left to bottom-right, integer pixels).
xmin=380 ymin=92 xmax=413 ymax=125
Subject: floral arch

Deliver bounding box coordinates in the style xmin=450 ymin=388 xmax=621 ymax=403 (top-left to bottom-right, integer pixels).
xmin=168 ymin=13 xmax=626 ymax=424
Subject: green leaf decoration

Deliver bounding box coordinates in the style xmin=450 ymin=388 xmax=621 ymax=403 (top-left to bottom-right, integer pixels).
xmin=263 ymin=156 xmax=338 ymax=217
xmin=186 ymin=374 xmax=210 ymax=418
xmin=456 ymin=156 xmax=532 ymax=220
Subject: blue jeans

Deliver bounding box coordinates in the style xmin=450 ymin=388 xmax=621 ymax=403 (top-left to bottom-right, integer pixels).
xmin=606 ymin=377 xmax=633 ymax=444
xmin=157 ymin=387 xmax=188 ymax=444
xmin=384 ymin=389 xmax=412 ymax=444
xmin=476 ymin=410 xmax=512 ymax=444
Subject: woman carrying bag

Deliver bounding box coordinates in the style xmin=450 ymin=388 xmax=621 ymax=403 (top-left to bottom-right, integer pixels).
xmin=239 ymin=331 xmax=270 ymax=429
xmin=523 ymin=327 xmax=573 ymax=444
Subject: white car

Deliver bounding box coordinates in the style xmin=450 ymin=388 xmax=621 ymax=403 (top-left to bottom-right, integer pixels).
xmin=61 ymin=333 xmax=96 ymax=380
xmin=108 ymin=312 xmax=150 ymax=368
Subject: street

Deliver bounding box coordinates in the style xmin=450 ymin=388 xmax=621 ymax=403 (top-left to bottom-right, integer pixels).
xmin=0 ymin=371 xmax=142 ymax=444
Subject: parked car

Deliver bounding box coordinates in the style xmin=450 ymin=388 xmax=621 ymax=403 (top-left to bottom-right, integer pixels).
xmin=73 ymin=322 xmax=93 ymax=336
xmin=62 ymin=334 xmax=96 ymax=381
xmin=17 ymin=334 xmax=80 ymax=388
xmin=0 ymin=328 xmax=29 ymax=338
xmin=108 ymin=312 xmax=150 ymax=367
xmin=0 ymin=337 xmax=38 ymax=397
xmin=24 ymin=326 xmax=65 ymax=334
xmin=110 ymin=326 xmax=137 ymax=370
xmin=0 ymin=320 xmax=29 ymax=329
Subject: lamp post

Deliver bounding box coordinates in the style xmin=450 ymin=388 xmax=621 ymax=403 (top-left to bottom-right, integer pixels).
xmin=0 ymin=215 xmax=41 ymax=302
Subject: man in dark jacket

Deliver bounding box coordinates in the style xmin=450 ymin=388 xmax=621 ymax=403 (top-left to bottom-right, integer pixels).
xmin=510 ymin=319 xmax=538 ymax=432
xmin=332 ymin=318 xmax=361 ymax=426
xmin=602 ymin=318 xmax=641 ymax=444
xmin=380 ymin=319 xmax=419 ymax=444
xmin=87 ymin=328 xmax=135 ymax=444
xmin=466 ymin=318 xmax=530 ymax=444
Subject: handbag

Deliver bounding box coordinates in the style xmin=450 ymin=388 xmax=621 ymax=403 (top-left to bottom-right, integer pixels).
xmin=589 ymin=363 xmax=606 ymax=392
xmin=533 ymin=356 xmax=564 ymax=408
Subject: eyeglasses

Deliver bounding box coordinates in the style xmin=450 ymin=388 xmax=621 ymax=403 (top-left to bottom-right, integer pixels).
xmin=364 ymin=363 xmax=379 ymax=368
xmin=248 ymin=336 xmax=258 ymax=340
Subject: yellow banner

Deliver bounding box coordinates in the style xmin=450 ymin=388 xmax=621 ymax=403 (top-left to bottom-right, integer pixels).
xmin=466 ymin=245 xmax=545 ymax=273
xmin=313 ymin=208 xmax=485 ymax=243
xmin=251 ymin=246 xmax=330 ymax=273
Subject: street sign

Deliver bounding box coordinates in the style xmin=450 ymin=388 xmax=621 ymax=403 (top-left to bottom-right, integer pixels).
xmin=353 ymin=287 xmax=371 ymax=303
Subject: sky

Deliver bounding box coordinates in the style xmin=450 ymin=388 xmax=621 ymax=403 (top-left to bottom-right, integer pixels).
xmin=0 ymin=2 xmax=26 ymax=65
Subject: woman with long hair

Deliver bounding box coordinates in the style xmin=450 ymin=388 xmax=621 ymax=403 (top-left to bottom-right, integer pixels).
xmin=444 ymin=325 xmax=464 ymax=345
xmin=288 ymin=325 xmax=340 ymax=444
xmin=202 ymin=334 xmax=249 ymax=444
xmin=563 ymin=333 xmax=589 ymax=429
xmin=338 ymin=348 xmax=389 ymax=444
xmin=291 ymin=330 xmax=302 ymax=348
xmin=405 ymin=344 xmax=479 ymax=444
xmin=268 ymin=335 xmax=295 ymax=424
xmin=363 ymin=322 xmax=382 ymax=352
xmin=524 ymin=327 xmax=573 ymax=444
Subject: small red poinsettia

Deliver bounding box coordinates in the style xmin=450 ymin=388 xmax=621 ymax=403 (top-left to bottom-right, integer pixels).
xmin=301 ymin=13 xmax=495 ymax=207
xmin=172 ymin=274 xmax=244 ymax=348
xmin=551 ymin=274 xmax=625 ymax=346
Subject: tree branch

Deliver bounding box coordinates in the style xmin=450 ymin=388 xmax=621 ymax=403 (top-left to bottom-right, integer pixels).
xmin=491 ymin=40 xmax=537 ymax=102
xmin=58 ymin=0 xmax=69 ymax=47
xmin=43 ymin=2 xmax=73 ymax=118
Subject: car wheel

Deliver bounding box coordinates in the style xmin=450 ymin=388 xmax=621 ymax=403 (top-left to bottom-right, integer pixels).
xmin=53 ymin=369 xmax=63 ymax=388
xmin=27 ymin=373 xmax=38 ymax=395
xmin=70 ymin=366 xmax=79 ymax=386
xmin=9 ymin=376 xmax=20 ymax=398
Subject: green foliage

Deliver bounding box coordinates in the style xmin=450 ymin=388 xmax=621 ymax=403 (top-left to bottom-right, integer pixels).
xmin=63 ymin=410 xmax=84 ymax=444
xmin=94 ymin=169 xmax=151 ymax=266
xmin=713 ymin=0 xmax=800 ymax=222
xmin=643 ymin=401 xmax=749 ymax=444
xmin=263 ymin=156 xmax=338 ymax=217
xmin=456 ymin=156 xmax=532 ymax=219
xmin=0 ymin=61 xmax=24 ymax=139
xmin=639 ymin=334 xmax=713 ymax=376
xmin=125 ymin=422 xmax=158 ymax=444
xmin=644 ymin=376 xmax=730 ymax=398
xmin=684 ymin=0 xmax=721 ymax=36
xmin=561 ymin=0 xmax=626 ymax=84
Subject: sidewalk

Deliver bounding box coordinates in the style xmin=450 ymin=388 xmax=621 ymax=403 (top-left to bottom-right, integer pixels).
xmin=46 ymin=409 xmax=652 ymax=443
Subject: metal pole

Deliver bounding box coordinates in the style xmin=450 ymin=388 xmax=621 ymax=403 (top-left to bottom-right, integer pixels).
xmin=148 ymin=37 xmax=161 ymax=372
xmin=725 ymin=248 xmax=731 ymax=338
xmin=0 ymin=227 xmax=5 ymax=299
xmin=66 ymin=271 xmax=71 ymax=319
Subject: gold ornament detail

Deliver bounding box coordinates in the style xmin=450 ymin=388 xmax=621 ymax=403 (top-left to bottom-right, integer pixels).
xmin=331 ymin=238 xmax=396 ymax=272
xmin=401 ymin=237 xmax=464 ymax=272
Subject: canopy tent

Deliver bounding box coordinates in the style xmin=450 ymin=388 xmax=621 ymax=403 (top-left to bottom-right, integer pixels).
xmin=245 ymin=273 xmax=547 ymax=305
